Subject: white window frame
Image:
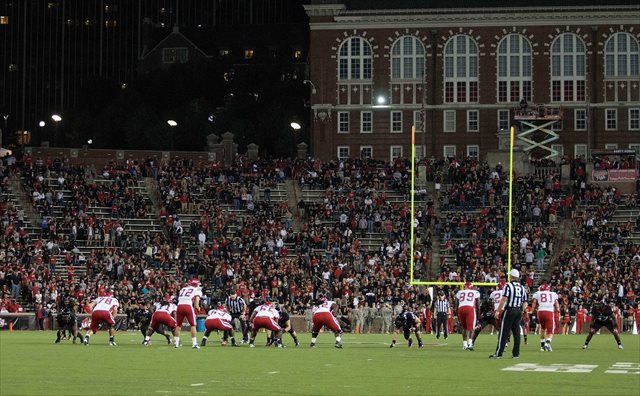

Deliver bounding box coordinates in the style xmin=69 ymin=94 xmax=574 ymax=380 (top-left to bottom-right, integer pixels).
xmin=360 ymin=111 xmax=372 ymax=133
xmin=338 ymin=37 xmax=373 ymax=80
xmin=574 ymin=144 xmax=588 ymax=159
xmin=604 ymin=143 xmax=619 ymax=150
xmin=443 ymin=145 xmax=457 ymax=158
xmin=337 ymin=146 xmax=350 ymax=160
xmin=391 ymin=111 xmax=403 ymax=133
xmin=550 ymin=33 xmax=587 ymax=102
xmin=360 ymin=145 xmax=373 ymax=159
xmin=551 ymin=144 xmax=564 ymax=158
xmin=629 ymin=108 xmax=640 ymax=131
xmin=390 ymin=145 xmax=403 ymax=162
xmin=466 ymin=145 xmax=479 ymax=158
xmin=467 ymin=110 xmax=479 ymax=132
xmin=444 ymin=110 xmax=456 ymax=133
xmin=604 ymin=32 xmax=640 ymax=78
xmin=390 ymin=36 xmax=425 ymax=80
xmin=605 ymin=108 xmax=617 ymax=131
xmin=338 ymin=112 xmax=350 ymax=134
xmin=413 ymin=145 xmax=426 ymax=160
xmin=574 ymin=109 xmax=587 ymax=131
xmin=497 ymin=34 xmax=533 ymax=102
xmin=443 ymin=35 xmax=479 ymax=103
xmin=413 ymin=110 xmax=424 ymax=133
xmin=497 ymin=109 xmax=510 ymax=131
xmin=162 ymin=47 xmax=188 ymax=64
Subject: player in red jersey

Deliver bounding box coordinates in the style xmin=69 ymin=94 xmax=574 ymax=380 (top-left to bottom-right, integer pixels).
xmin=531 ymin=283 xmax=559 ymax=351
xmin=521 ymin=306 xmax=532 ymax=345
xmin=201 ymin=305 xmax=234 ymax=347
xmin=456 ymin=282 xmax=480 ymax=351
xmin=310 ymin=295 xmax=343 ymax=349
xmin=248 ymin=300 xmax=282 ymax=348
xmin=82 ymin=289 xmax=119 ymax=346
xmin=175 ymin=278 xmax=202 ymax=349
xmin=143 ymin=296 xmax=177 ymax=346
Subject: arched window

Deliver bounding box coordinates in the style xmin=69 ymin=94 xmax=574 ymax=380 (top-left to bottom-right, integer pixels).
xmin=338 ymin=37 xmax=373 ymax=80
xmin=443 ymin=35 xmax=478 ymax=103
xmin=497 ymin=34 xmax=532 ymax=102
xmin=605 ymin=32 xmax=639 ymax=78
xmin=391 ymin=36 xmax=425 ymax=80
xmin=550 ymin=33 xmax=586 ymax=102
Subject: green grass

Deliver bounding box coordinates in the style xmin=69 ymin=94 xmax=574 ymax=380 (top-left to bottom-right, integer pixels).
xmin=1 ymin=331 xmax=638 ymax=395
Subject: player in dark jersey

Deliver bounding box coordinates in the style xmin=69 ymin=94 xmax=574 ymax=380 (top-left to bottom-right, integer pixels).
xmin=390 ymin=310 xmax=424 ymax=348
xmin=55 ymin=296 xmax=79 ymax=344
xmin=268 ymin=307 xmax=300 ymax=347
xmin=470 ymin=298 xmax=497 ymax=349
xmin=582 ymin=300 xmax=623 ymax=350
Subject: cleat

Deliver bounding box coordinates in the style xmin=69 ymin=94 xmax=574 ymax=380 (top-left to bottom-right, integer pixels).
xmin=489 ymin=354 xmax=502 ymax=359
xmin=55 ymin=339 xmax=61 ymax=344
xmin=463 ymin=346 xmax=467 ymax=350
xmin=143 ymin=340 xmax=149 ymax=346
xmin=231 ymin=343 xmax=239 ymax=347
xmin=513 ymin=356 xmax=519 ymax=359
xmin=83 ymin=337 xmax=89 ymax=346
xmin=201 ymin=339 xmax=207 ymax=347
xmin=408 ymin=339 xmax=413 ymax=348
xmin=109 ymin=341 xmax=117 ymax=347
xmin=295 ymin=342 xmax=299 ymax=347
xmin=165 ymin=335 xmax=171 ymax=345
xmin=546 ymin=345 xmax=552 ymax=352
xmin=310 ymin=342 xmax=316 ymax=348
xmin=192 ymin=344 xmax=200 ymax=349
xmin=418 ymin=342 xmax=424 ymax=348
xmin=618 ymin=345 xmax=623 ymax=350
xmin=249 ymin=344 xmax=255 ymax=348
xmin=582 ymin=344 xmax=588 ymax=350
xmin=540 ymin=347 xmax=545 ymax=352
xmin=467 ymin=347 xmax=474 ymax=351
xmin=334 ymin=343 xmax=343 ymax=349
xmin=389 ymin=343 xmax=395 ymax=348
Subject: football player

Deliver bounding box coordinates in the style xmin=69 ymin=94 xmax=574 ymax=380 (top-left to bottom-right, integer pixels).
xmin=390 ymin=309 xmax=424 ymax=348
xmin=582 ymin=299 xmax=623 ymax=350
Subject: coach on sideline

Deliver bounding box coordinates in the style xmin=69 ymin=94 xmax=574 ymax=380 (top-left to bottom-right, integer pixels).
xmin=491 ymin=269 xmax=528 ymax=359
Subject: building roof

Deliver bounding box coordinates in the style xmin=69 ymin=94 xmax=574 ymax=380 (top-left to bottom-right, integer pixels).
xmin=337 ymin=0 xmax=639 ymax=9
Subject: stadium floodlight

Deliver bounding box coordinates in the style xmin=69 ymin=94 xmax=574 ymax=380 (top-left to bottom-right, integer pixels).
xmin=372 ymin=95 xmax=390 ymax=109
xmin=39 ymin=121 xmax=46 ymax=127
xmin=167 ymin=120 xmax=178 ymax=127
xmin=87 ymin=139 xmax=93 ymax=145
xmin=51 ymin=114 xmax=62 ymax=122
xmin=290 ymin=122 xmax=301 ymax=130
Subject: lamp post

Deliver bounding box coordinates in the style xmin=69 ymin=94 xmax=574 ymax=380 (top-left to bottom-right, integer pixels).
xmin=167 ymin=120 xmax=177 ymax=150
xmin=51 ymin=114 xmax=62 ymax=146
xmin=290 ymin=121 xmax=301 ymax=159
xmin=2 ymin=114 xmax=8 ymax=148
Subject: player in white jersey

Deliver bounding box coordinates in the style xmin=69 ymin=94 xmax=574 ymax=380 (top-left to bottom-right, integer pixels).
xmin=456 ymin=282 xmax=480 ymax=351
xmin=143 ymin=296 xmax=178 ymax=346
xmin=175 ymin=278 xmax=203 ymax=349
xmin=489 ymin=281 xmax=506 ymax=334
xmin=201 ymin=305 xmax=234 ymax=347
xmin=310 ymin=296 xmax=343 ymax=349
xmin=248 ymin=300 xmax=282 ymax=348
xmin=531 ymin=283 xmax=559 ymax=351
xmin=83 ymin=290 xmax=119 ymax=346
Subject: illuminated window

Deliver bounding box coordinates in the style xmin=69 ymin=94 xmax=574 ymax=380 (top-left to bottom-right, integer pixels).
xmin=550 ymin=33 xmax=586 ymax=102
xmin=338 ymin=37 xmax=372 ymax=80
xmin=293 ymin=49 xmax=303 ymax=60
xmin=0 ymin=16 xmax=8 ymax=25
xmin=105 ymin=20 xmax=117 ymax=28
xmin=391 ymin=36 xmax=425 ymax=80
xmin=444 ymin=35 xmax=479 ymax=103
xmin=497 ymin=34 xmax=532 ymax=102
xmin=244 ymin=49 xmax=254 ymax=60
xmin=219 ymin=49 xmax=229 ymax=57
xmin=162 ymin=48 xmax=188 ymax=64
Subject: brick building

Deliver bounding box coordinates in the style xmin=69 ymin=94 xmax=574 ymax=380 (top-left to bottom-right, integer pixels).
xmin=304 ymin=0 xmax=640 ymax=161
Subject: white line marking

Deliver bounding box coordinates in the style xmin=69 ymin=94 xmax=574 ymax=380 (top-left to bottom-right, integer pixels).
xmin=190 ymin=383 xmax=204 ymax=387
xmin=268 ymin=371 xmax=280 ymax=374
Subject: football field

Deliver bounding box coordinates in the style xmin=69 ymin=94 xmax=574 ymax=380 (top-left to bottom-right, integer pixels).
xmin=1 ymin=331 xmax=638 ymax=395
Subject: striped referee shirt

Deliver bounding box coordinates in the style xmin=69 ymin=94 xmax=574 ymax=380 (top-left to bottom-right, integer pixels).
xmin=435 ymin=299 xmax=449 ymax=314
xmin=503 ymin=282 xmax=528 ymax=309
xmin=225 ymin=295 xmax=246 ymax=316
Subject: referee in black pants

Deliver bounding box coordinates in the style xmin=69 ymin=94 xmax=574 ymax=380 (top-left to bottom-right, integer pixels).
xmin=225 ymin=289 xmax=248 ymax=343
xmin=433 ymin=292 xmax=449 ymax=340
xmin=491 ymin=269 xmax=528 ymax=359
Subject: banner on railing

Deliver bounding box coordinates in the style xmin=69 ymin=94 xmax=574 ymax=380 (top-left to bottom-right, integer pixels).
xmin=592 ymin=169 xmax=637 ymax=182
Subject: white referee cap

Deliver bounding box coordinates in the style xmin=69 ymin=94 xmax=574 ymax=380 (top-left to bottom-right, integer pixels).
xmin=509 ymin=269 xmax=520 ymax=278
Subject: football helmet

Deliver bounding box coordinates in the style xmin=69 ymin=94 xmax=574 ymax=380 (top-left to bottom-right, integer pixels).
xmin=188 ymin=278 xmax=201 ymax=288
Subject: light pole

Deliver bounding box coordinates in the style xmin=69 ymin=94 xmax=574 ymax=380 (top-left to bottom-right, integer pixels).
xmin=167 ymin=120 xmax=177 ymax=150
xmin=290 ymin=121 xmax=301 ymax=159
xmin=2 ymin=114 xmax=8 ymax=148
xmin=51 ymin=114 xmax=62 ymax=146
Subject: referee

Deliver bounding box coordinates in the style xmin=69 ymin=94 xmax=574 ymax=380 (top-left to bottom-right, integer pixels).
xmin=225 ymin=289 xmax=248 ymax=343
xmin=491 ymin=269 xmax=528 ymax=359
xmin=433 ymin=292 xmax=450 ymax=340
